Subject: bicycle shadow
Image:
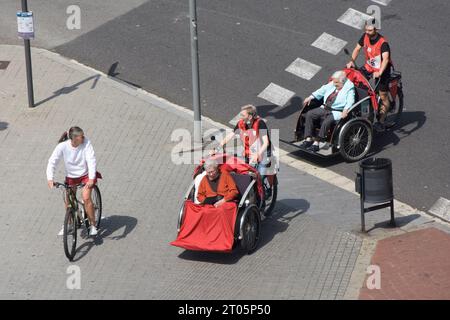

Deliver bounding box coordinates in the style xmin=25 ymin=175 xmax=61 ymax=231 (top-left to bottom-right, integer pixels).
xmin=73 ymin=214 xmax=137 ymax=261
xmin=258 ymin=198 xmax=309 ymax=250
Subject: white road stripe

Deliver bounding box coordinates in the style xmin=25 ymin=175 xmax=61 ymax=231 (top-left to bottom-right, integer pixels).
xmin=337 ymin=8 xmax=373 ymax=30
xmin=257 ymin=83 xmax=295 ymax=107
xmin=372 ymin=0 xmax=392 ymax=6
xmin=311 ymin=32 xmax=348 ymax=55
xmin=285 ymin=58 xmax=321 ymax=80
xmin=429 ymin=197 xmax=450 ymax=222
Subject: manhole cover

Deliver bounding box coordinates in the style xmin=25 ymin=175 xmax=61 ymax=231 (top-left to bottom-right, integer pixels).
xmin=0 ymin=61 xmax=10 ymax=70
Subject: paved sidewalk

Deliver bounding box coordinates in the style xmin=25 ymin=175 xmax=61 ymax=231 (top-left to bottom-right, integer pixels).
xmin=0 ymin=44 xmax=449 ymax=299
xmin=359 ymin=227 xmax=450 ymax=300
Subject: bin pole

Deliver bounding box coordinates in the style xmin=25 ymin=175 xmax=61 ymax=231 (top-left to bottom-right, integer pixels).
xmin=390 ymin=199 xmax=396 ymax=226
xmin=360 ymin=168 xmax=366 ymax=232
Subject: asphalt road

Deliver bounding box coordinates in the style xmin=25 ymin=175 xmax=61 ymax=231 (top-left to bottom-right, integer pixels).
xmin=1 ymin=0 xmax=449 ymax=212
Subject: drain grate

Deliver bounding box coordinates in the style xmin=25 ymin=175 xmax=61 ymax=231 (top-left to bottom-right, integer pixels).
xmin=0 ymin=61 xmax=10 ymax=70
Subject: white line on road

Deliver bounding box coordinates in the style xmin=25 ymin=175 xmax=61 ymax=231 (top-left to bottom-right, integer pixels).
xmin=429 ymin=197 xmax=450 ymax=222
xmin=371 ymin=0 xmax=392 ymax=6
xmin=257 ymin=83 xmax=295 ymax=107
xmin=311 ymin=32 xmax=348 ymax=55
xmin=337 ymin=8 xmax=373 ymax=30
xmin=285 ymin=58 xmax=322 ymax=81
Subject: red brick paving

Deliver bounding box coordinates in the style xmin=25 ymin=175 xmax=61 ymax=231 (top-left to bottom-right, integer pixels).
xmin=359 ymin=228 xmax=450 ymax=300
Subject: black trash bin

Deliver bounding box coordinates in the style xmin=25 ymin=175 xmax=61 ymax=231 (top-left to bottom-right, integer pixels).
xmin=355 ymin=158 xmax=395 ymax=232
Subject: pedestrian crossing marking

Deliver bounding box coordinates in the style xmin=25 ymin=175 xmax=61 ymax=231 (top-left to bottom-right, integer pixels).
xmin=285 ymin=58 xmax=321 ymax=81
xmin=257 ymin=83 xmax=295 ymax=107
xmin=337 ymin=8 xmax=373 ymax=30
xmin=311 ymin=33 xmax=348 ymax=55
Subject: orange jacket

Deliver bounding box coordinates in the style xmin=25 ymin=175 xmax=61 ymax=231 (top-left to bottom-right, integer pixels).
xmin=197 ymin=171 xmax=239 ymax=203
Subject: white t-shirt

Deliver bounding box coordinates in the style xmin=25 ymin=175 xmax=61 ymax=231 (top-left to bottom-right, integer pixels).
xmin=46 ymin=138 xmax=97 ymax=180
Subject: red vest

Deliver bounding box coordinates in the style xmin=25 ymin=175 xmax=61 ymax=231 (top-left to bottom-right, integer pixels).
xmin=363 ymin=34 xmax=391 ymax=73
xmin=237 ymin=117 xmax=262 ymax=158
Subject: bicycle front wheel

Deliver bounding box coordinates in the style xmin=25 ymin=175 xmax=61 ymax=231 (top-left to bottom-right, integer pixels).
xmin=92 ymin=185 xmax=102 ymax=228
xmin=63 ymin=208 xmax=77 ymax=261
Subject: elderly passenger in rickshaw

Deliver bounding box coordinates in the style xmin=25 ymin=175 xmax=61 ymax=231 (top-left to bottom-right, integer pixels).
xmin=197 ymin=159 xmax=239 ymax=207
xmin=300 ymin=70 xmax=355 ymax=152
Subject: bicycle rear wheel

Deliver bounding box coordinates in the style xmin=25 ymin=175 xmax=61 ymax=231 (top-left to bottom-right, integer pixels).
xmin=92 ymin=185 xmax=102 ymax=228
xmin=63 ymin=208 xmax=77 ymax=261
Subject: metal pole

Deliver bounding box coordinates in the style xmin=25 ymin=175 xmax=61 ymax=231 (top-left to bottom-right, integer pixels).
xmin=189 ymin=0 xmax=202 ymax=143
xmin=390 ymin=199 xmax=396 ymax=227
xmin=21 ymin=0 xmax=34 ymax=108
xmin=360 ymin=168 xmax=366 ymax=232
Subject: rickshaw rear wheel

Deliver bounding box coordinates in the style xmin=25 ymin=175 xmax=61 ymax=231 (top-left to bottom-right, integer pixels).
xmin=339 ymin=121 xmax=373 ymax=162
xmin=240 ymin=205 xmax=261 ymax=254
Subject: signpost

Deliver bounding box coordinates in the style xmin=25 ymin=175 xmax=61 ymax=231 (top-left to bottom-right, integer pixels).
xmin=17 ymin=0 xmax=35 ymax=108
xmin=189 ymin=0 xmax=202 ymax=144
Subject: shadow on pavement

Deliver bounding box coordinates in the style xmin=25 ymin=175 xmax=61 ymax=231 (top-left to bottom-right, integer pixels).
xmin=73 ymin=214 xmax=137 ymax=261
xmin=177 ymin=199 xmax=309 ymax=264
xmin=258 ymin=198 xmax=309 ymax=250
xmin=257 ymin=96 xmax=303 ymax=121
xmin=0 ymin=122 xmax=8 ymax=131
xmin=366 ymin=213 xmax=423 ymax=233
xmin=107 ymin=61 xmax=142 ymax=88
xmin=34 ymin=74 xmax=100 ymax=107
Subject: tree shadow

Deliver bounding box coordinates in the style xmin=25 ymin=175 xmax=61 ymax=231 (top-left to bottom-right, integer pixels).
xmin=35 ymin=74 xmax=100 ymax=107
xmin=72 ymin=214 xmax=138 ymax=262
xmin=177 ymin=198 xmax=309 ymax=264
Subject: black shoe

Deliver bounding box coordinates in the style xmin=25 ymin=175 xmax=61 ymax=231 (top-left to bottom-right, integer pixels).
xmin=374 ymin=122 xmax=386 ymax=132
xmin=307 ymin=144 xmax=320 ymax=152
xmin=300 ymin=140 xmax=313 ymax=148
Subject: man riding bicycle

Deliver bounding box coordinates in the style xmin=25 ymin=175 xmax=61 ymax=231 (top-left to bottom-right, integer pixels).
xmin=46 ymin=126 xmax=101 ymax=236
xmin=215 ymin=104 xmax=272 ymax=178
xmin=347 ymin=18 xmax=393 ymax=131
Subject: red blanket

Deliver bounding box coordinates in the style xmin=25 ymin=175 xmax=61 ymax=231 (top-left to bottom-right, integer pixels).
xmin=171 ymin=201 xmax=238 ymax=252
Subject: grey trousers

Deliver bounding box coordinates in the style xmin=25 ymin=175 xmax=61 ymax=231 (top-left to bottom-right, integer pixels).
xmin=304 ymin=107 xmax=335 ymax=140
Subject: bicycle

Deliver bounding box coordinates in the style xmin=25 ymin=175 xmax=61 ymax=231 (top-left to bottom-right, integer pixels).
xmin=54 ymin=182 xmax=102 ymax=261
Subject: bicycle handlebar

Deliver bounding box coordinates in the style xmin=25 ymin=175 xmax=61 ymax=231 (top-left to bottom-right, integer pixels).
xmin=54 ymin=182 xmax=86 ymax=189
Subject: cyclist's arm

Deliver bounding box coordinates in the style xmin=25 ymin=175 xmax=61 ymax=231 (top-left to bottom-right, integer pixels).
xmin=85 ymin=141 xmax=97 ymax=180
xmin=350 ymin=44 xmax=362 ymax=64
xmin=379 ymin=51 xmax=390 ymax=75
xmin=46 ymin=144 xmax=64 ymax=182
xmin=257 ymin=134 xmax=270 ymax=160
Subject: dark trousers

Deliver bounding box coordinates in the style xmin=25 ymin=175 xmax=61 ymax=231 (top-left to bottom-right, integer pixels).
xmin=304 ymin=107 xmax=335 ymax=140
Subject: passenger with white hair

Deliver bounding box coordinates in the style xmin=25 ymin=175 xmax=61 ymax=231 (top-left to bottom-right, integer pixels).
xmin=197 ymin=158 xmax=239 ymax=207
xmin=300 ymin=70 xmax=355 ymax=152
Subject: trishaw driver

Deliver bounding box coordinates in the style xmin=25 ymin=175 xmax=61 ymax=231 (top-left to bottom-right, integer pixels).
xmin=215 ymin=104 xmax=272 ymax=178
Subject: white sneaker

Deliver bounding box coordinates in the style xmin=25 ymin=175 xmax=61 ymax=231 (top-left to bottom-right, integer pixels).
xmin=58 ymin=225 xmax=64 ymax=236
xmin=89 ymin=226 xmax=98 ymax=237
